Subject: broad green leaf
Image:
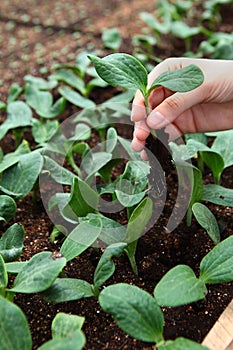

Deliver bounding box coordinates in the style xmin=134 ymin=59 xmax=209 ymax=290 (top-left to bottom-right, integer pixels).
xmin=115 ymin=160 xmax=150 ymax=207
xmin=200 ymin=150 xmax=224 ymax=183
xmin=0 ymin=195 xmax=16 ymax=222
xmin=0 ymin=296 xmax=32 ymax=350
xmin=7 ymin=83 xmax=23 ymax=103
xmin=106 ymin=127 xmax=118 ymax=153
xmin=125 ymin=197 xmax=153 ymax=243
xmin=69 ymin=123 xmax=91 ymax=141
xmin=88 ymin=53 xmax=148 ymax=95
xmin=94 ymin=242 xmax=127 ymax=288
xmin=6 ymin=261 xmax=28 ymax=274
xmin=41 ymin=278 xmax=94 ymax=303
xmin=10 ymin=251 xmax=66 ymax=293
xmin=115 ymin=189 xmax=147 ymax=208
xmin=81 ymin=151 xmax=112 ymax=182
xmin=24 ymin=75 xmax=57 ymax=90
xmin=52 ymin=312 xmax=85 ymax=338
xmin=203 ymin=184 xmax=233 ymax=207
xmin=0 ymin=224 xmax=24 ymax=262
xmin=0 ymin=140 xmax=30 ymax=173
xmin=200 ymin=236 xmax=233 ymax=284
xmin=58 ymin=86 xmax=95 ymax=109
xmin=62 ymin=177 xmax=99 ymax=220
xmin=171 ymin=21 xmax=200 ymax=39
xmin=32 ymin=119 xmax=59 ymax=144
xmin=192 ymin=203 xmax=220 ymax=243
xmin=99 ymin=283 xmax=164 ymax=343
xmin=0 ymin=254 xmax=8 ymax=289
xmin=211 ymin=129 xmax=233 ymax=168
xmin=43 ymin=156 xmax=76 ymax=185
xmin=150 ymin=64 xmax=204 ymax=93
xmin=37 ymin=331 xmax=85 ymax=350
xmin=25 ymin=84 xmax=66 ymax=118
xmin=1 ymin=151 xmax=43 ymax=198
xmin=102 ymin=28 xmax=122 ymax=50
xmin=185 ymin=133 xmax=208 ymax=145
xmin=50 ymin=70 xmax=85 ymax=94
xmin=60 ymin=218 xmax=102 ymax=261
xmin=158 ymin=337 xmax=209 ymax=350
xmin=0 ymin=101 xmax=32 ymax=140
xmin=85 ymin=213 xmax=126 ymax=245
xmin=154 ymin=265 xmax=207 ymax=307
xmin=140 ymin=12 xmax=170 ymax=34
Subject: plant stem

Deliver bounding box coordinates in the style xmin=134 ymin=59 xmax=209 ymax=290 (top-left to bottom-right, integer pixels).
xmin=66 ymin=151 xmax=82 ymax=177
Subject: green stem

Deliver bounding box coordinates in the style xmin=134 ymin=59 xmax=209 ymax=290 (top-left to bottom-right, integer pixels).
xmin=66 ymin=151 xmax=82 ymax=177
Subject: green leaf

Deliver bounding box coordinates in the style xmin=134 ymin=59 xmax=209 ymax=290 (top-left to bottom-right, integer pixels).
xmin=41 ymin=278 xmax=94 ymax=303
xmin=200 ymin=151 xmax=224 ymax=183
xmin=38 ymin=332 xmax=85 ymax=350
xmin=24 ymin=75 xmax=58 ymax=90
xmin=32 ymin=119 xmax=59 ymax=144
xmin=81 ymin=151 xmax=112 ymax=182
xmin=158 ymin=337 xmax=209 ymax=350
xmin=43 ymin=156 xmax=76 ymax=185
xmin=1 ymin=151 xmax=43 ymax=198
xmin=0 ymin=195 xmax=16 ymax=222
xmin=106 ymin=127 xmax=118 ymax=153
xmin=125 ymin=197 xmax=153 ymax=243
xmin=52 ymin=312 xmax=85 ymax=338
xmin=192 ymin=203 xmax=220 ymax=244
xmin=203 ymin=184 xmax=233 ymax=207
xmin=10 ymin=251 xmax=66 ymax=293
xmin=0 ymin=224 xmax=24 ymax=262
xmin=171 ymin=21 xmax=200 ymax=39
xmin=88 ymin=53 xmax=148 ymax=95
xmin=62 ymin=177 xmax=99 ymax=220
xmin=60 ymin=218 xmax=102 ymax=261
xmin=0 ymin=101 xmax=32 ymax=140
xmin=211 ymin=129 xmax=233 ymax=169
xmin=102 ymin=28 xmax=122 ymax=51
xmin=99 ymin=283 xmax=164 ymax=343
xmin=0 ymin=140 xmax=30 ymax=173
xmin=25 ymin=84 xmax=66 ymax=118
xmin=50 ymin=70 xmax=85 ymax=94
xmin=154 ymin=265 xmax=207 ymax=307
xmin=94 ymin=242 xmax=127 ymax=288
xmin=6 ymin=261 xmax=28 ymax=274
xmin=0 ymin=295 xmax=32 ymax=350
xmin=150 ymin=64 xmax=204 ymax=93
xmin=7 ymin=83 xmax=23 ymax=103
xmin=58 ymin=86 xmax=95 ymax=109
xmin=0 ymin=255 xmax=8 ymax=289
xmin=86 ymin=213 xmax=126 ymax=245
xmin=200 ymin=236 xmax=233 ymax=284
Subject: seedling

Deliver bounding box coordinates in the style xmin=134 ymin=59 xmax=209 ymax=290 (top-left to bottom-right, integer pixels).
xmin=154 ymin=235 xmax=233 ymax=307
xmin=88 ymin=53 xmax=204 ymax=114
xmin=99 ymin=283 xmax=208 ymax=349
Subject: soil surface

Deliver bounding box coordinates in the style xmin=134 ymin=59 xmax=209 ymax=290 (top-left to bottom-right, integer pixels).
xmin=0 ymin=1 xmax=233 ymax=349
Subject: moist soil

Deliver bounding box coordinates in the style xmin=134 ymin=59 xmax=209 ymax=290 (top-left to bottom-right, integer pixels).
xmin=0 ymin=1 xmax=233 ymax=349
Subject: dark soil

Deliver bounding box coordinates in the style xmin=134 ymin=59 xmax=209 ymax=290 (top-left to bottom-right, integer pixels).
xmin=0 ymin=1 xmax=233 ymax=349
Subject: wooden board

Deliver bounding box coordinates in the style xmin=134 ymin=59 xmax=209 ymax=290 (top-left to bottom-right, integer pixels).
xmin=202 ymin=299 xmax=233 ymax=350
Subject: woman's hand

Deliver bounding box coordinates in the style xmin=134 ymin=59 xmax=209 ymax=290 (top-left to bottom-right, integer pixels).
xmin=131 ymin=57 xmax=233 ymax=154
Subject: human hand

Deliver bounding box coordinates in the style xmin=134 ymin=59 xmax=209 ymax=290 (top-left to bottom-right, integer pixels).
xmin=131 ymin=57 xmax=233 ymax=155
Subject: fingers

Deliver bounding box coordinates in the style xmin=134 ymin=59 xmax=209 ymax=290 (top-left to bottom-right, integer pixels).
xmin=131 ymin=90 xmax=147 ymax=122
xmin=146 ymin=88 xmax=203 ymax=130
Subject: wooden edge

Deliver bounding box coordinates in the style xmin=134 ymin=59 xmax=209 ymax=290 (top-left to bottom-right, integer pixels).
xmin=202 ymin=299 xmax=233 ymax=350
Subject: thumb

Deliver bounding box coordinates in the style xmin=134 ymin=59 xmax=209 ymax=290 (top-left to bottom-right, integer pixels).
xmin=147 ymin=88 xmax=202 ymax=129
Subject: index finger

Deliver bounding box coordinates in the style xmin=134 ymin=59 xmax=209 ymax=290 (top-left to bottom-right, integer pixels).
xmin=131 ymin=89 xmax=147 ymax=122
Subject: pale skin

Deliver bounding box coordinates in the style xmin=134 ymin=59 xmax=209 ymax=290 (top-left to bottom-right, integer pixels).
xmin=131 ymin=57 xmax=233 ymax=157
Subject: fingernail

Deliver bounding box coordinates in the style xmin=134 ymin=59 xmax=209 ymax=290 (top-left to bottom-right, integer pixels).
xmin=147 ymin=111 xmax=168 ymax=129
